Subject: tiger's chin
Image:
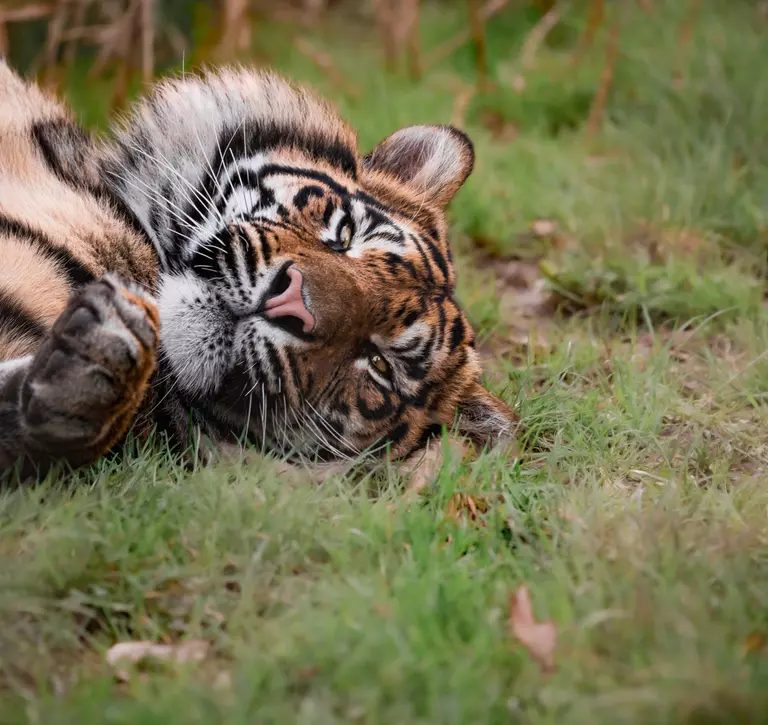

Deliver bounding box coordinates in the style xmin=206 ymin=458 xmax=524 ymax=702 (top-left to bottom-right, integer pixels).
xmin=157 ymin=272 xmax=235 ymax=397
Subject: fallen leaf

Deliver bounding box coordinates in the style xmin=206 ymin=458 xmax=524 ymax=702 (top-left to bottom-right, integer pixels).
xmin=445 ymin=492 xmax=494 ymax=526
xmin=106 ymin=639 xmax=210 ymax=681
xmin=742 ymin=631 xmax=767 ymax=657
xmin=508 ymin=586 xmax=557 ymax=673
xmin=531 ymin=219 xmax=557 ymax=238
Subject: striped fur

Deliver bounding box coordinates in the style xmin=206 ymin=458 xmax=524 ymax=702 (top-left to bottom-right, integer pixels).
xmin=0 ymin=61 xmax=158 ymax=479
xmin=1 ymin=63 xmax=516 ymax=480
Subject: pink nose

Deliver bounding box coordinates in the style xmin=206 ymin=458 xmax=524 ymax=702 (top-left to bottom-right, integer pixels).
xmin=264 ymin=266 xmax=315 ymax=333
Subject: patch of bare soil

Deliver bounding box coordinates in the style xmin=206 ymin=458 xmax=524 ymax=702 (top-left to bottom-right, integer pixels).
xmin=473 ymin=223 xmax=563 ymax=367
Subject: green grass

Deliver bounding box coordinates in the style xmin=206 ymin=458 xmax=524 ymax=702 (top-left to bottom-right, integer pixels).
xmin=4 ymin=1 xmax=768 ymax=722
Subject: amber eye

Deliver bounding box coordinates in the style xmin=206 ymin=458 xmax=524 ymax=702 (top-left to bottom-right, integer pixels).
xmin=369 ymin=352 xmax=391 ymax=379
xmin=339 ymin=223 xmax=353 ymax=250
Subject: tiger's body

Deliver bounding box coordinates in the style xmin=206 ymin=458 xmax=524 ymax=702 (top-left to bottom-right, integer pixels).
xmin=0 ymin=61 xmax=516 ymax=482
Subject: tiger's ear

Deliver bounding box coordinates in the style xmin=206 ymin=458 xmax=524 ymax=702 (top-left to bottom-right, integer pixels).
xmin=455 ymin=382 xmax=518 ymax=449
xmin=363 ymin=124 xmax=474 ymax=208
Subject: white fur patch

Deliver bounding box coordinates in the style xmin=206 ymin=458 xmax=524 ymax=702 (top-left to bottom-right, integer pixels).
xmin=158 ymin=273 xmax=233 ymax=396
xmin=0 ymin=355 xmax=32 ymax=386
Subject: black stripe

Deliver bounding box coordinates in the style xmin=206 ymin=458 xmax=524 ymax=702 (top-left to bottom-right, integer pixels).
xmin=412 ymin=423 xmax=444 ymax=453
xmin=356 ymin=189 xmax=439 ymax=239
xmin=293 ymin=185 xmax=325 ymax=211
xmin=355 ymin=190 xmax=394 ymax=215
xmin=0 ymin=291 xmax=47 ymax=341
xmin=259 ymin=165 xmax=350 ymax=196
xmin=410 ymin=234 xmax=437 ymax=287
xmin=238 ymin=229 xmax=258 ymax=285
xmin=284 ymin=349 xmax=304 ymax=399
xmin=427 ymin=239 xmax=450 ymax=282
xmin=449 ymin=314 xmax=466 ymax=350
xmin=408 ymin=380 xmax=435 ymax=408
xmin=385 ymin=421 xmax=410 ymax=449
xmin=322 ymin=199 xmax=335 ymax=225
xmin=263 ymin=339 xmax=285 ymax=390
xmin=0 ymin=214 xmax=95 ymax=287
xmin=358 ymin=388 xmax=394 ymax=420
xmin=32 ymin=118 xmax=95 ymax=189
xmin=220 ymin=123 xmax=358 ymax=180
xmin=258 ymin=229 xmax=272 ymax=267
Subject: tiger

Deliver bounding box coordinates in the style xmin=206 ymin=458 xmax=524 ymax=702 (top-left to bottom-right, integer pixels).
xmin=0 ymin=60 xmax=517 ymax=483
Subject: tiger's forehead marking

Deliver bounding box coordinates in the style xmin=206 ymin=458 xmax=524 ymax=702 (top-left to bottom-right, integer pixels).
xmin=204 ymin=153 xmax=444 ymax=268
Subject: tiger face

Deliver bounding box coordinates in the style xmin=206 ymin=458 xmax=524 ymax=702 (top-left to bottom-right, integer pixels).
xmin=103 ymin=68 xmax=516 ymax=462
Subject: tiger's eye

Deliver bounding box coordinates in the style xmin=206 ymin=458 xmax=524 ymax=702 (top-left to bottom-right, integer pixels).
xmin=370 ymin=353 xmax=390 ymax=377
xmin=340 ymin=223 xmax=352 ymax=249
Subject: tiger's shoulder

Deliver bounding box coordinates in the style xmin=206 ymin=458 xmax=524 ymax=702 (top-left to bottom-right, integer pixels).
xmin=0 ymin=61 xmax=155 ymax=359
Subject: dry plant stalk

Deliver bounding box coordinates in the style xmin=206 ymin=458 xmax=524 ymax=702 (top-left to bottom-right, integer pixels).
xmin=30 ymin=0 xmax=167 ymax=107
xmin=510 ymin=2 xmax=563 ymax=91
xmin=301 ymin=0 xmax=328 ymax=27
xmin=469 ymin=0 xmax=489 ymax=91
xmin=586 ymin=20 xmax=619 ymax=139
xmin=451 ymin=82 xmax=475 ymax=127
xmin=373 ymin=0 xmax=421 ymax=78
xmin=404 ymin=0 xmax=421 ymax=80
xmin=519 ymin=4 xmax=563 ymax=72
xmin=374 ymin=0 xmax=398 ymax=70
xmin=673 ymin=0 xmax=699 ymax=89
xmin=219 ymin=0 xmax=251 ymax=58
xmin=138 ymin=0 xmax=156 ymax=83
xmin=294 ymin=36 xmax=361 ymax=97
xmin=425 ymin=0 xmax=509 ymax=69
xmin=62 ymin=0 xmax=87 ymax=69
xmin=0 ymin=3 xmax=54 ymax=56
xmin=571 ymin=0 xmax=604 ymax=68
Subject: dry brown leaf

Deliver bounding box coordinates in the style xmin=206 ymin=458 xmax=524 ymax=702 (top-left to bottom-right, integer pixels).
xmin=742 ymin=631 xmax=767 ymax=657
xmin=508 ymin=586 xmax=557 ymax=673
xmin=445 ymin=491 xmax=494 ymax=526
xmin=106 ymin=639 xmax=210 ymax=681
xmin=531 ymin=219 xmax=557 ymax=238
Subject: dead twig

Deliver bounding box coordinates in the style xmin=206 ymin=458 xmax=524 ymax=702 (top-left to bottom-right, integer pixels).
xmin=571 ymin=0 xmax=603 ymax=68
xmin=469 ymin=0 xmax=489 ymax=91
xmin=39 ymin=0 xmax=69 ymax=84
xmin=0 ymin=4 xmax=54 ymax=23
xmin=451 ymin=82 xmax=475 ymax=127
xmin=586 ymin=20 xmax=619 ymax=139
xmin=509 ymin=2 xmax=563 ymax=91
xmin=673 ymin=0 xmax=699 ymax=89
xmin=373 ymin=0 xmax=421 ymax=78
xmin=294 ymin=36 xmax=360 ymax=97
xmin=62 ymin=0 xmax=89 ymax=70
xmin=404 ymin=0 xmax=421 ymax=80
xmin=138 ymin=0 xmax=155 ymax=83
xmin=374 ymin=0 xmax=398 ymax=70
xmin=425 ymin=0 xmax=509 ymax=69
xmin=219 ymin=0 xmax=251 ymax=59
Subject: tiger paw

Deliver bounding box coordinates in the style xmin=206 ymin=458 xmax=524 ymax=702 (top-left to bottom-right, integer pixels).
xmin=20 ymin=274 xmax=159 ymax=467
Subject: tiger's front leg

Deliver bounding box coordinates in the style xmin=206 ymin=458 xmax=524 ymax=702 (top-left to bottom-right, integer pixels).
xmin=0 ymin=275 xmax=159 ymax=481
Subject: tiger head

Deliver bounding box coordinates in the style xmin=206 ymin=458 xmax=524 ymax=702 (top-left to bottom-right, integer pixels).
xmin=103 ymin=67 xmax=516 ymax=462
